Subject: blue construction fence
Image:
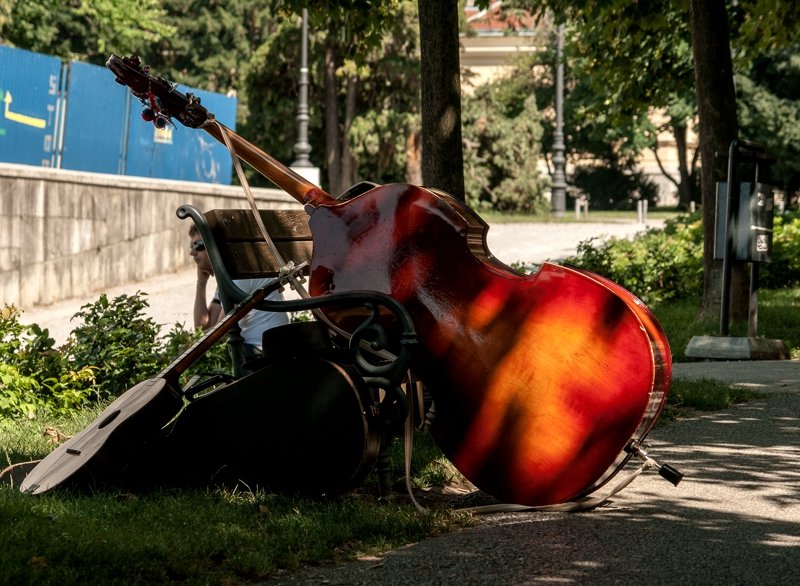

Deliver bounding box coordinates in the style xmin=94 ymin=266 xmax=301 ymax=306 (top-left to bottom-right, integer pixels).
xmin=0 ymin=45 xmax=236 ymax=184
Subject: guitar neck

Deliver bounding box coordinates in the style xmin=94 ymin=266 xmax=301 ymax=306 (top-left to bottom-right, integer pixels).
xmin=160 ymin=279 xmax=282 ymax=382
xmin=202 ymin=121 xmax=335 ymax=209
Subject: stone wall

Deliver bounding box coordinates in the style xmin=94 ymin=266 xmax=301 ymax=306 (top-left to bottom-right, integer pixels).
xmin=0 ymin=163 xmax=301 ymax=308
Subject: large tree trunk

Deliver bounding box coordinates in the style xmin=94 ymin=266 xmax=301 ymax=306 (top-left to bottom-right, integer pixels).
xmin=417 ymin=0 xmax=465 ymax=200
xmin=689 ymin=0 xmax=748 ymax=321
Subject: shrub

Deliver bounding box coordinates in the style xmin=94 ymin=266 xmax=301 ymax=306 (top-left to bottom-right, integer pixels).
xmin=64 ymin=293 xmax=164 ymax=402
xmin=0 ymin=306 xmax=96 ymax=420
xmin=1 ymin=293 xmax=242 ymax=420
xmin=564 ymin=213 xmax=704 ymax=304
xmin=760 ymin=211 xmax=800 ymax=288
xmin=159 ymin=321 xmax=231 ymax=386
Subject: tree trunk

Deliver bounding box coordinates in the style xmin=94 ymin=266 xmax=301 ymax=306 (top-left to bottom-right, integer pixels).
xmin=417 ymin=0 xmax=465 ymax=200
xmin=673 ymin=120 xmax=695 ymax=209
xmin=324 ymin=39 xmax=342 ymax=195
xmin=689 ymin=0 xmax=748 ymax=321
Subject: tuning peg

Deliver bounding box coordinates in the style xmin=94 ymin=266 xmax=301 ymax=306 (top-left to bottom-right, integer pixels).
xmin=154 ymin=115 xmax=168 ymax=129
xmin=141 ymin=107 xmax=156 ymax=122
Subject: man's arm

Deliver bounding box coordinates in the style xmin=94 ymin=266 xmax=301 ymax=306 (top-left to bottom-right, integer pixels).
xmin=193 ymin=268 xmax=223 ymax=330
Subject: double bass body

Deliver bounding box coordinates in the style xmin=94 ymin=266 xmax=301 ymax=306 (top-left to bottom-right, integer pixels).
xmin=307 ymin=183 xmax=671 ymax=506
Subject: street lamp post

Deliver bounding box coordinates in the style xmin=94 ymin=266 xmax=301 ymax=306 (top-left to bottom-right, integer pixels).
xmin=291 ymin=9 xmax=320 ymax=186
xmin=292 ymin=9 xmax=311 ymax=168
xmin=551 ymin=23 xmax=567 ymax=217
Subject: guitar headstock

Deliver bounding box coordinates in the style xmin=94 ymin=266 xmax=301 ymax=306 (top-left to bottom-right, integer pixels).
xmin=106 ymin=54 xmax=211 ymax=129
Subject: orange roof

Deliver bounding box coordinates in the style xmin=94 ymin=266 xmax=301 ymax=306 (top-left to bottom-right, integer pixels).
xmin=465 ymin=1 xmax=537 ymax=34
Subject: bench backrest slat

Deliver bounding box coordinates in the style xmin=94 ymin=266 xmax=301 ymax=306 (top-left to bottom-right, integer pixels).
xmin=204 ymin=209 xmax=313 ymax=279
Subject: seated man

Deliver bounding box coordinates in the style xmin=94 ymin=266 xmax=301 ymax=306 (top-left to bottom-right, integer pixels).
xmin=188 ymin=224 xmax=289 ymax=361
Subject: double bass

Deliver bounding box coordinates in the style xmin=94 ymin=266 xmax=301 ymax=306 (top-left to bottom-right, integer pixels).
xmin=98 ymin=55 xmax=672 ymax=507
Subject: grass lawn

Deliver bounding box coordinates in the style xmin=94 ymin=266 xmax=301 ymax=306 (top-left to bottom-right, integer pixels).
xmin=653 ymin=288 xmax=800 ymax=361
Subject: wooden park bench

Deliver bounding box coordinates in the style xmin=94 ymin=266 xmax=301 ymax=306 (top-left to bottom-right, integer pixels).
xmin=175 ymin=202 xmax=418 ymax=499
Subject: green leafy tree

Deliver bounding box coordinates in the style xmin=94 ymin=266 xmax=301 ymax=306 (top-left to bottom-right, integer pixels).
xmin=504 ymin=0 xmax=800 ymax=319
xmin=0 ymin=0 xmax=173 ymax=64
xmin=462 ymin=75 xmax=548 ymax=213
xmin=242 ymin=1 xmax=421 ymax=194
xmin=135 ymin=1 xmax=274 ymax=94
xmin=736 ymin=43 xmax=800 ymax=195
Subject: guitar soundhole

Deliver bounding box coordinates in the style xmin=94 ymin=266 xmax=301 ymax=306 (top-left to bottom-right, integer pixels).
xmin=98 ymin=410 xmax=121 ymax=429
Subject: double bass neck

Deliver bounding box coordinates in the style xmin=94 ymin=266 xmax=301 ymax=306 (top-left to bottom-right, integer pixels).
xmin=201 ymin=121 xmax=334 ymax=210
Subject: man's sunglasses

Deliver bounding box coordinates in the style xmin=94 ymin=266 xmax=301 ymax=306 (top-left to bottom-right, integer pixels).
xmin=190 ymin=240 xmax=206 ymax=252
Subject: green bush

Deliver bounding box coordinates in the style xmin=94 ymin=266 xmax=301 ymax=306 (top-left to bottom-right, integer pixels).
xmin=64 ymin=293 xmax=165 ymax=402
xmin=564 ymin=213 xmax=704 ymax=304
xmin=565 ymin=209 xmax=800 ymax=304
xmin=1 ymin=293 xmax=234 ymax=421
xmin=760 ymin=211 xmax=800 ymax=288
xmin=0 ymin=306 xmax=96 ymax=421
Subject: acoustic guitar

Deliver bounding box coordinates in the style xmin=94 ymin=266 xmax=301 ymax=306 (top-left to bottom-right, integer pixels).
xmin=104 ymin=54 xmax=673 ymax=507
xmin=20 ymin=279 xmax=292 ymax=494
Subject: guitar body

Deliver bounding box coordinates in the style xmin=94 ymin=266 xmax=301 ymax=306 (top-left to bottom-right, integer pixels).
xmin=308 ymin=183 xmax=671 ymax=506
xmin=19 ymin=282 xmax=283 ymax=495
xmin=20 ymin=378 xmax=183 ymax=494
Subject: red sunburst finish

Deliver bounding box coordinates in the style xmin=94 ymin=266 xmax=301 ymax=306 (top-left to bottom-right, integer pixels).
xmin=308 ymin=183 xmax=671 ymax=506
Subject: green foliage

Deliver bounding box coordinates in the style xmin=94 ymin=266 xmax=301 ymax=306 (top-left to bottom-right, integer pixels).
xmin=240 ymin=18 xmax=312 ymax=176
xmin=565 ymin=213 xmax=704 ymax=304
xmin=350 ymin=109 xmax=420 ymax=185
xmin=0 ymin=306 xmax=96 ymax=421
xmin=736 ymin=43 xmax=800 ymax=189
xmin=0 ymin=0 xmax=173 ymax=64
xmin=242 ymin=1 xmax=421 ymax=191
xmin=159 ymin=321 xmax=231 ymax=382
xmin=0 ymin=292 xmax=238 ymax=421
xmin=462 ymin=77 xmax=549 ymax=213
xmin=347 ymin=1 xmax=421 ymax=185
xmin=761 ymin=212 xmax=800 ymax=288
xmin=137 ymin=1 xmax=274 ymax=94
xmin=271 ymin=0 xmax=405 ymax=60
xmin=64 ymin=293 xmax=164 ymax=402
